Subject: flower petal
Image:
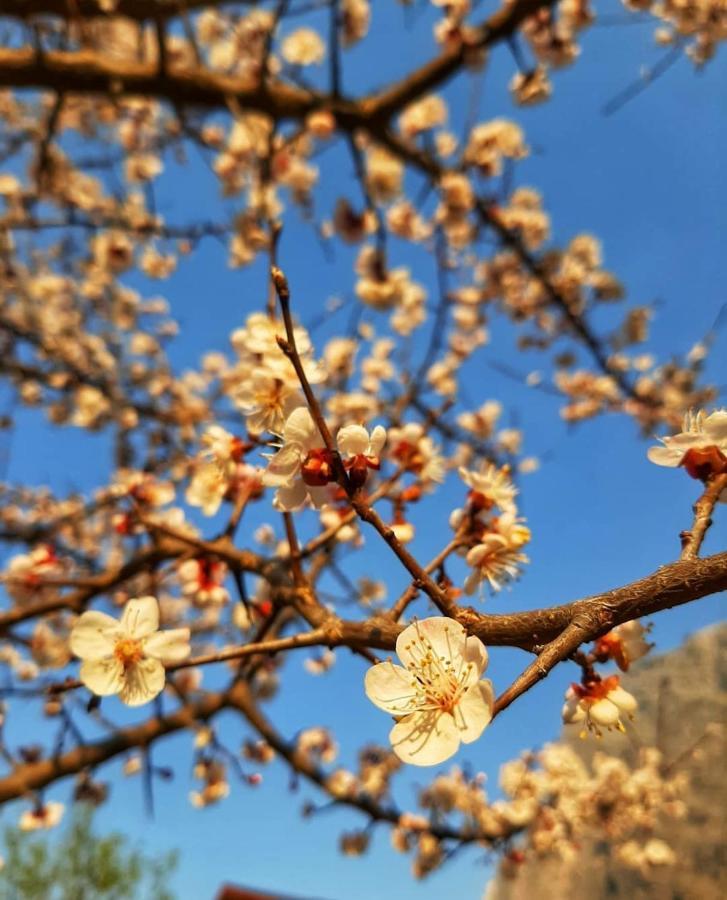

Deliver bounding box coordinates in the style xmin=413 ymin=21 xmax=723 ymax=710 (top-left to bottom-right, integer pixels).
xmin=263 ymin=445 xmax=303 ymax=486
xmin=119 ymin=658 xmax=165 ymax=706
xmin=589 ymin=697 xmax=620 ymax=726
xmin=396 ymin=617 xmax=468 ymax=671
xmin=284 ymin=407 xmax=318 ymax=447
xmin=646 ymin=445 xmax=684 ymax=467
xmin=143 ymin=627 xmax=191 ymax=663
xmin=705 ymin=409 xmax=727 ymax=442
xmin=608 ymin=686 xmax=637 ymax=714
xmin=455 ymin=679 xmax=494 ymax=743
xmin=369 ymin=425 xmax=387 ymax=457
xmin=364 ymin=661 xmax=416 ymax=714
xmin=389 ymin=710 xmax=460 ymax=766
xmin=70 ymin=611 xmax=121 ymax=660
xmin=273 ymin=479 xmax=308 ymax=511
xmin=120 ymin=596 xmax=159 ymax=638
xmin=462 ymin=635 xmax=488 ymax=678
xmin=80 ymin=657 xmax=124 ymax=696
xmin=337 ymin=424 xmax=371 ymax=457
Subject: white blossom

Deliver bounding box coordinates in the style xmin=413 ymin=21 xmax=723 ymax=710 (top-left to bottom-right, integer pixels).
xmin=365 ymin=617 xmax=493 ymax=766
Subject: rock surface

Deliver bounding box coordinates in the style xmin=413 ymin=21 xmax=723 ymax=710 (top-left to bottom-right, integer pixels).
xmin=485 ymin=623 xmax=727 ymax=900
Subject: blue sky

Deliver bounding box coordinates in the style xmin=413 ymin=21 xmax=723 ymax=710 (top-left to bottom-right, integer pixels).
xmin=1 ymin=1 xmax=726 ymax=898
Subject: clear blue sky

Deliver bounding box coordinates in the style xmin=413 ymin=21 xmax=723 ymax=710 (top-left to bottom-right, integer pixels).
xmin=1 ymin=2 xmax=725 ymax=898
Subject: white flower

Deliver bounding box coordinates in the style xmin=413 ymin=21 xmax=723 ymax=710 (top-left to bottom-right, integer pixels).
xmin=304 ymin=649 xmax=336 ymax=675
xmin=70 ymin=596 xmax=190 ymax=706
xmin=595 ymin=619 xmax=652 ymax=671
xmin=388 ymin=422 xmax=445 ymax=487
xmin=234 ymin=367 xmax=301 ymax=434
xmin=262 ymin=407 xmax=332 ymax=511
xmin=643 ymin=837 xmax=676 ymax=867
xmin=281 ymin=28 xmax=325 ymax=65
xmin=647 ymin=408 xmax=727 ymax=491
xmin=185 ymin=462 xmax=228 ymax=516
xmin=337 ymin=423 xmax=387 ymax=460
xmin=562 ymin=675 xmax=637 ymax=737
xmin=459 ymin=463 xmax=517 ymax=512
xmin=337 ymin=422 xmax=387 ymax=488
xmin=364 ymin=617 xmax=494 ymax=766
xmin=463 ymin=510 xmax=531 ymax=595
xmin=4 ymin=545 xmax=65 ymax=606
xmin=19 ymin=802 xmax=64 ymax=831
xmin=178 ymin=558 xmax=229 ymax=606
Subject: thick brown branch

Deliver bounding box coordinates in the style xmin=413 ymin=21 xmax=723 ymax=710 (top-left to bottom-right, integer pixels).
xmin=368 ymin=0 xmax=557 ymax=120
xmin=2 ymin=0 xmax=227 ymax=21
xmin=0 ymin=688 xmax=232 ymax=803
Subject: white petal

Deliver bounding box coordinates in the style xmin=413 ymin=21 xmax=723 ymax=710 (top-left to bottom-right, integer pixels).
xmin=364 ymin=661 xmax=417 ymax=714
xmin=455 ymin=679 xmax=494 ymax=744
xmin=283 ymin=407 xmax=318 ymax=447
xmin=462 ymin=635 xmax=488 ymax=678
xmin=646 ymin=445 xmax=683 ymax=467
xmin=143 ymin=628 xmax=191 ymax=663
xmin=80 ymin=657 xmax=124 ymax=696
xmin=589 ymin=698 xmax=620 ymax=726
xmin=562 ymin=693 xmax=585 ymax=724
xmin=369 ymin=425 xmax=387 ymax=456
xmin=608 ymin=686 xmax=637 ymax=713
xmin=119 ymin=658 xmax=165 ymax=706
xmin=396 ymin=617 xmax=468 ymax=671
xmin=705 ymin=409 xmax=727 ymax=443
xmin=389 ymin=710 xmax=460 ymax=766
xmin=70 ymin=611 xmax=121 ymax=660
xmin=120 ymin=596 xmax=159 ymax=638
xmin=273 ymin=479 xmax=308 ymax=511
xmin=463 ymin=572 xmax=482 ymax=596
xmin=263 ymin=445 xmax=302 ymax=486
xmin=337 ymin=424 xmax=370 ymax=457
xmin=466 ymin=535 xmax=508 ymax=567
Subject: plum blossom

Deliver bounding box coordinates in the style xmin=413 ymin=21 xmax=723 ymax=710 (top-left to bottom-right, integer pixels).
xmin=387 ymin=422 xmax=445 ymax=487
xmin=648 ymin=408 xmax=727 ymax=492
xmin=4 ymin=544 xmax=65 ymax=606
xmin=19 ymin=802 xmax=65 ymax=831
xmin=281 ymin=28 xmax=325 ymax=66
xmin=263 ymin=408 xmax=387 ymax=510
xmin=178 ymin=557 xmax=229 ymax=606
xmin=595 ymin=619 xmax=653 ymax=671
xmin=262 ymin=407 xmax=333 ymax=510
xmin=337 ymin=422 xmax=386 ymax=488
xmin=463 ymin=510 xmax=531 ymax=595
xmin=458 ymin=463 xmax=517 ymax=512
xmin=562 ymin=675 xmax=637 ymax=737
xmin=364 ymin=617 xmax=494 ymax=766
xmin=70 ymin=596 xmax=190 ymax=706
xmin=186 ymin=426 xmax=260 ymax=516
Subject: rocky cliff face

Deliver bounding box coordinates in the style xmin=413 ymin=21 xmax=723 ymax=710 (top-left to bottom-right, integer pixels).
xmin=486 ymin=624 xmax=727 ymax=900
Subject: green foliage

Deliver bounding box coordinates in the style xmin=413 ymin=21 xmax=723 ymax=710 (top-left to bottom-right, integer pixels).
xmin=0 ymin=807 xmax=177 ymax=900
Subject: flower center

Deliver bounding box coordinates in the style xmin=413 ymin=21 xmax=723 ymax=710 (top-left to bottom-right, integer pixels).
xmin=301 ymin=448 xmax=335 ymax=486
xmin=403 ymin=633 xmax=473 ymax=714
xmin=680 ymin=445 xmax=727 ymax=481
xmin=114 ymin=637 xmax=143 ymax=668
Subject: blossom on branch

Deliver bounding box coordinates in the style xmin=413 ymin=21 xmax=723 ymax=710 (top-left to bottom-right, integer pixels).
xmin=647 ymin=408 xmax=727 ymax=490
xmin=562 ymin=675 xmax=637 ymax=737
xmin=594 ymin=619 xmax=653 ymax=671
xmin=19 ymin=802 xmax=65 ymax=832
xmin=337 ymin=422 xmax=387 ymax=489
xmin=264 ymin=408 xmax=386 ymax=510
xmin=463 ymin=510 xmax=531 ymax=595
xmin=364 ymin=617 xmax=494 ymax=766
xmin=70 ymin=596 xmax=191 ymax=706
